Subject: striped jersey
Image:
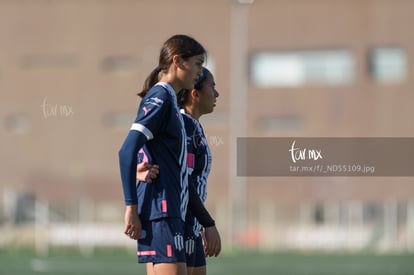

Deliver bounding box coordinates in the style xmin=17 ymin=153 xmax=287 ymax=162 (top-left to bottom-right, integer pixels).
xmin=118 ymin=82 xmax=188 ymax=221
xmin=181 ymin=110 xmax=212 ymax=234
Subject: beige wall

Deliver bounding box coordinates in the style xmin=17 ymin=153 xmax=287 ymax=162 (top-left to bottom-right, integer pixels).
xmin=1 ymin=0 xmax=414 ymax=214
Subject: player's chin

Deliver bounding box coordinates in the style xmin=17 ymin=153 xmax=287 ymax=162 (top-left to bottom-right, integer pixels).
xmin=203 ymin=107 xmax=214 ymax=115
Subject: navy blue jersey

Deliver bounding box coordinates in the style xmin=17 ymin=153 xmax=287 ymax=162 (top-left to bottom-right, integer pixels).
xmin=119 ymin=82 xmax=188 ymax=221
xmin=137 ymin=140 xmax=215 ymax=228
xmin=181 ymin=110 xmax=212 ymax=233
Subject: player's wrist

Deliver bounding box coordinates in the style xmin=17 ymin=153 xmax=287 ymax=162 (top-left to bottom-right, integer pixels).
xmin=203 ymin=220 xmax=215 ymax=228
xmin=125 ymin=204 xmax=138 ymax=211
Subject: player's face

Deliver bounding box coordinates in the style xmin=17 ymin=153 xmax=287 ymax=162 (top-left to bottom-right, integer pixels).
xmin=197 ymin=72 xmax=219 ymax=115
xmin=178 ymin=55 xmax=204 ymax=90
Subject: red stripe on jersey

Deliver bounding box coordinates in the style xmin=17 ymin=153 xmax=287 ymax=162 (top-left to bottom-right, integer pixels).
xmin=167 ymin=244 xmax=172 ymax=257
xmin=137 ymin=250 xmax=156 ymax=256
xmin=187 ymin=153 xmax=195 ymax=169
xmin=162 ymin=199 xmax=167 ymax=213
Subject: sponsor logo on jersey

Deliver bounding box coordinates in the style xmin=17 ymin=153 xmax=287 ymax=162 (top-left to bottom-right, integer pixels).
xmin=145 ymin=96 xmax=164 ymax=107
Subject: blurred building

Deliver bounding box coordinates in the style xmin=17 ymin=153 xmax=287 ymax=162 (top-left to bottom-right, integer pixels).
xmin=1 ymin=0 xmax=414 ymax=251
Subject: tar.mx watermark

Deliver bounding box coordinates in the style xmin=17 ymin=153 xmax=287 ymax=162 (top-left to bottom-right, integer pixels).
xmin=208 ymin=135 xmax=225 ymax=147
xmin=237 ymin=137 xmax=414 ymax=177
xmin=289 ymin=140 xmax=323 ymax=163
xmin=40 ymin=97 xmax=74 ymax=118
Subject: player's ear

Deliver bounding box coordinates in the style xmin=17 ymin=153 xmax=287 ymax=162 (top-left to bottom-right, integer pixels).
xmin=172 ymin=55 xmax=185 ymax=69
xmin=190 ymin=89 xmax=199 ymax=99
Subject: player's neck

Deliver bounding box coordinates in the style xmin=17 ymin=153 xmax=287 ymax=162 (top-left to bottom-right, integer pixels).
xmin=159 ymin=73 xmax=182 ymax=94
xmin=183 ymin=105 xmax=201 ymax=121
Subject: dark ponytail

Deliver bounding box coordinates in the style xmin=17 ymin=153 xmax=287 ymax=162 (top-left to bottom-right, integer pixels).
xmin=138 ymin=67 xmax=161 ymax=98
xmin=138 ymin=34 xmax=206 ymax=98
xmin=176 ymin=89 xmax=190 ymax=108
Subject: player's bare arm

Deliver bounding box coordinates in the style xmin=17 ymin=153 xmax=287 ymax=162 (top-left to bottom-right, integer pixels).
xmin=136 ymin=163 xmax=160 ymax=183
xmin=124 ymin=205 xmax=142 ymax=240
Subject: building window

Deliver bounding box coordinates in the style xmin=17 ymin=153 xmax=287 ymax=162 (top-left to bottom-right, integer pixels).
xmin=20 ymin=53 xmax=78 ymax=69
xmin=4 ymin=113 xmax=29 ymax=133
xmin=369 ymin=47 xmax=407 ymax=84
xmin=251 ymin=49 xmax=355 ymax=88
xmin=101 ymin=56 xmax=136 ymax=73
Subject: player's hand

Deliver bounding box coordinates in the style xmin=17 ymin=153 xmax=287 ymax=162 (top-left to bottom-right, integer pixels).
xmin=124 ymin=205 xmax=142 ymax=240
xmin=200 ymin=230 xmax=207 ymax=250
xmin=136 ymin=163 xmax=159 ymax=183
xmin=204 ymin=225 xmax=221 ymax=257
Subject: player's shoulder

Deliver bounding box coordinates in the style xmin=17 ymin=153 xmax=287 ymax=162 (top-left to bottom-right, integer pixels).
xmin=142 ymin=85 xmax=172 ymax=107
xmin=181 ymin=111 xmax=198 ymax=129
xmin=147 ymin=85 xmax=171 ymax=99
xmin=181 ymin=111 xmax=193 ymax=122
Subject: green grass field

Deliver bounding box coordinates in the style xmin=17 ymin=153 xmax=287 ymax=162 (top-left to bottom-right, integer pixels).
xmin=1 ymin=247 xmax=414 ymax=275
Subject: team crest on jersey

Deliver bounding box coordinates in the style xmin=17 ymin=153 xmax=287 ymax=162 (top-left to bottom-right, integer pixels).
xmin=185 ymin=237 xmax=195 ymax=255
xmin=174 ymin=233 xmax=184 ymax=251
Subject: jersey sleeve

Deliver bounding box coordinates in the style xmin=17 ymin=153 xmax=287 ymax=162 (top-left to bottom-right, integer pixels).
xmin=119 ymin=131 xmax=147 ymax=205
xmin=187 ymin=179 xmax=215 ymax=228
xmin=132 ymin=88 xmax=170 ymax=140
xmin=119 ymin=87 xmax=171 ymax=205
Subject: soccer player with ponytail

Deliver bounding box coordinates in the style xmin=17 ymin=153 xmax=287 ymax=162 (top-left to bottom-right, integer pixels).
xmin=119 ymin=35 xmax=219 ymax=275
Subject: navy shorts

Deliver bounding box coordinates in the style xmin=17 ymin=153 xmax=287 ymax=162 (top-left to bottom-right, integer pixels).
xmin=137 ymin=218 xmax=186 ymax=264
xmin=184 ymin=223 xmax=206 ymax=267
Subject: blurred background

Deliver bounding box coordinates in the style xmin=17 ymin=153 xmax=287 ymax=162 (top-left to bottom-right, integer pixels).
xmin=1 ymin=0 xmax=414 ymax=273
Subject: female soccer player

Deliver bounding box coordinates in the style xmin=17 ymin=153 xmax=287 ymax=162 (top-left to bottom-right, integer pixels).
xmin=119 ymin=34 xmax=213 ymax=275
xmin=178 ymin=67 xmax=219 ymax=275
xmin=138 ymin=67 xmax=220 ymax=275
